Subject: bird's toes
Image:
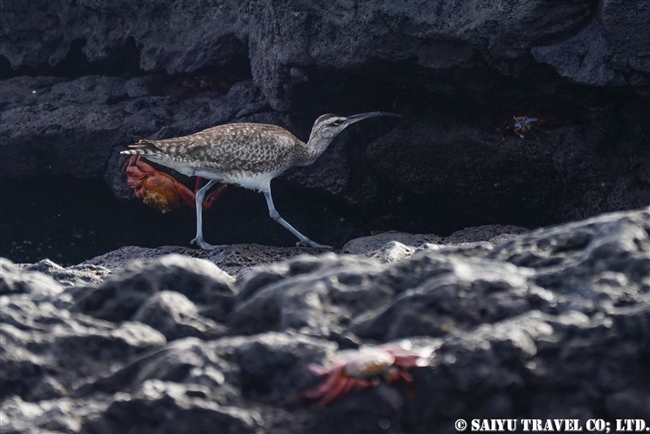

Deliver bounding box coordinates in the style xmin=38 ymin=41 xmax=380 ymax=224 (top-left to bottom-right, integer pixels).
xmin=192 ymin=238 xmax=223 ymax=250
xmin=297 ymin=240 xmax=332 ymax=249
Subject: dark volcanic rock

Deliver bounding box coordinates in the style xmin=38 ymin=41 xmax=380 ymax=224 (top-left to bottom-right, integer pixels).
xmin=2 ymin=0 xmax=650 ymax=430
xmin=81 ymin=244 xmax=331 ymax=276
xmin=1 ymin=275 xmax=166 ymax=402
xmin=4 ymin=0 xmax=647 ymax=107
xmin=0 ymin=258 xmax=64 ymax=298
xmin=2 ymin=208 xmax=649 ymax=433
xmin=131 ymin=291 xmax=228 ymax=341
xmin=22 ymin=259 xmax=110 ymax=288
xmin=366 ymin=113 xmax=650 ymax=226
xmin=1 ymin=1 xmax=649 ymax=263
xmin=531 ymin=22 xmax=616 ymax=86
xmin=90 ymin=379 xmax=260 ymax=434
xmin=229 ymin=254 xmax=388 ymax=336
xmin=74 ymin=254 xmax=236 ymax=324
xmin=0 ymin=76 xmax=278 ymax=180
xmin=350 ymin=256 xmax=540 ymax=341
xmin=0 ymin=75 xmax=131 ymax=178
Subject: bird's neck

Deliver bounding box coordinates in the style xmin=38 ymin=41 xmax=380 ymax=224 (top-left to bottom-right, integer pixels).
xmin=295 ymin=135 xmax=333 ymax=166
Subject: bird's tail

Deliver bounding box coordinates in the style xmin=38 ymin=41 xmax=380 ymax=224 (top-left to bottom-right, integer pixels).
xmin=120 ymin=140 xmax=163 ymax=156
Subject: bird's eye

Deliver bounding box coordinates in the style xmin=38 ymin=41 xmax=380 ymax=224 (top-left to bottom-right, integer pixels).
xmin=331 ymin=119 xmax=344 ymax=126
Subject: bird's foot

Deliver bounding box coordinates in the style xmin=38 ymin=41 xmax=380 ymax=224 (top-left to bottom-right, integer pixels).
xmin=296 ymin=239 xmax=332 ymax=249
xmin=190 ymin=236 xmax=223 ymax=251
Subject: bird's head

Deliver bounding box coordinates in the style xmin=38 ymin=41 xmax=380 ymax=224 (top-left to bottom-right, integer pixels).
xmin=307 ymin=111 xmax=401 ymax=157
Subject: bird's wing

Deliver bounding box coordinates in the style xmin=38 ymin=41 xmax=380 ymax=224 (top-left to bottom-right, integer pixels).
xmin=127 ymin=123 xmax=301 ymax=173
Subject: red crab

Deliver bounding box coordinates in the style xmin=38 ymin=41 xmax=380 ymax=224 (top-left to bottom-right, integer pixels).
xmin=301 ymin=341 xmax=434 ymax=406
xmin=125 ymin=155 xmax=227 ymax=213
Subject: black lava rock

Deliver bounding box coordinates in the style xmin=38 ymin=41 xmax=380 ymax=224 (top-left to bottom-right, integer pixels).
xmin=1 ymin=208 xmax=648 ymax=433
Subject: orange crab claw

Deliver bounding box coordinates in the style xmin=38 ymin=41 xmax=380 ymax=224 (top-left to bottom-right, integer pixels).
xmin=386 ymin=369 xmax=413 ymax=385
xmin=301 ymin=364 xmax=346 ymax=399
xmin=194 ymin=176 xmax=228 ymax=209
xmin=318 ymin=376 xmax=353 ymax=406
xmin=301 ymin=364 xmax=377 ymax=406
xmin=125 ymin=156 xmax=227 ymax=214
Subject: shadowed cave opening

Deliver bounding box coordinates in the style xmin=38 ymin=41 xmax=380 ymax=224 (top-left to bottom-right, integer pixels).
xmin=0 ymin=176 xmax=359 ymax=265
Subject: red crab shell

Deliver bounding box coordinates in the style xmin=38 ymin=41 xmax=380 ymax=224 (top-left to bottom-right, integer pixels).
xmin=301 ymin=341 xmax=434 ymax=406
xmin=125 ymin=155 xmax=227 ymax=213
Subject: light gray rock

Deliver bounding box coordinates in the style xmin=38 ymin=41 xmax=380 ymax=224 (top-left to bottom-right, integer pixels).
xmin=132 ymin=291 xmax=228 ymax=341
xmin=1 ymin=208 xmax=649 ymax=434
xmin=74 ymin=254 xmax=236 ymax=323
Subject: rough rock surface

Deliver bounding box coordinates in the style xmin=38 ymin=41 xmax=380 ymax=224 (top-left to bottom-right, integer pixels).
xmin=342 ymin=225 xmax=530 ymax=263
xmin=2 ymin=208 xmax=648 ymax=433
xmin=81 ymin=244 xmax=332 ymax=277
xmin=2 ymin=1 xmax=648 ymax=107
xmin=2 ymin=1 xmax=649 ymax=264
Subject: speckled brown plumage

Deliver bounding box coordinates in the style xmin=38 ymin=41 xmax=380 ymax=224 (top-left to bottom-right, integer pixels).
xmin=123 ymin=123 xmax=310 ymax=175
xmin=120 ymin=112 xmax=399 ymax=250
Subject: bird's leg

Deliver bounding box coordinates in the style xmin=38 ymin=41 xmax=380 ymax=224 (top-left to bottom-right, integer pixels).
xmin=190 ymin=179 xmax=222 ymax=250
xmin=195 ymin=177 xmax=228 ymax=209
xmin=263 ymin=189 xmax=331 ymax=249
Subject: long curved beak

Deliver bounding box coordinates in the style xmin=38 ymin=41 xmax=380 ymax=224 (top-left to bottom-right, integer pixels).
xmin=344 ymin=111 xmax=402 ymax=126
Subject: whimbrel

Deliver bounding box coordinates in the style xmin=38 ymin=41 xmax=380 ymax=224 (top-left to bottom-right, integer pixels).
xmin=121 ymin=112 xmax=399 ymax=249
